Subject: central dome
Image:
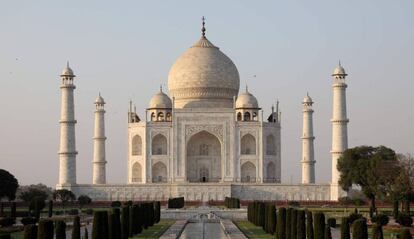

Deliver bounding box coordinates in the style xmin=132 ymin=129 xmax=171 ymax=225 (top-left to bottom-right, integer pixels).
xmin=168 ymin=33 xmax=240 ymax=108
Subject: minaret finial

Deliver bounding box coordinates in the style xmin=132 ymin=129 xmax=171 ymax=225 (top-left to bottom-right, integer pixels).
xmin=201 ymin=16 xmax=206 ymax=37
xmin=307 ymin=91 xmax=309 ymax=97
xmin=160 ymin=84 xmax=163 ymax=92
xmin=99 ymin=92 xmax=101 ymax=97
xmin=338 ymin=59 xmax=341 ymax=67
xmin=67 ymin=61 xmax=69 ymax=68
xmin=245 ymin=84 xmax=248 ymax=93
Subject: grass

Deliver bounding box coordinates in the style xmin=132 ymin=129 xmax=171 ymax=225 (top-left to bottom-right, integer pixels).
xmin=233 ymin=220 xmax=274 ymax=239
xmin=131 ymin=219 xmax=175 ymax=239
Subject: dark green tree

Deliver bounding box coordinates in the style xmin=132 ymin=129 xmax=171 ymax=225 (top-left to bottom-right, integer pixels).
xmin=297 ymin=210 xmax=306 ymax=239
xmin=84 ymin=228 xmax=88 ymax=239
xmin=337 ymin=146 xmax=397 ymax=214
xmin=306 ymin=210 xmax=314 ymax=239
xmin=37 ymin=219 xmax=54 ymax=239
xmin=18 ymin=184 xmax=51 ymax=203
xmin=352 ymin=218 xmax=368 ymax=239
xmin=276 ymin=207 xmax=286 ymax=239
xmin=121 ymin=206 xmax=129 ymax=239
xmin=291 ymin=208 xmax=297 ymax=239
xmin=286 ymin=208 xmax=292 ymax=239
xmin=154 ymin=201 xmax=161 ymax=223
xmin=30 ymin=197 xmax=45 ymax=220
xmin=313 ymin=212 xmax=325 ymax=239
xmin=71 ymin=216 xmax=80 ymax=239
xmin=10 ymin=202 xmax=16 ymax=218
xmin=325 ymin=226 xmax=332 ymax=239
xmin=340 ymin=217 xmax=351 ymax=239
xmin=372 ymin=223 xmax=383 ymax=239
xmin=269 ymin=205 xmax=276 ymax=235
xmin=48 ymin=200 xmax=53 ymax=217
xmin=23 ymin=224 xmax=38 ymax=239
xmin=0 ymin=169 xmax=19 ymax=201
xmin=399 ymin=228 xmax=413 ymax=239
xmin=55 ymin=220 xmax=66 ymax=239
xmin=77 ymin=195 xmax=92 ymax=209
xmin=92 ymin=211 xmax=109 ymax=239
xmin=52 ymin=189 xmax=75 ymax=212
xmin=109 ymin=208 xmax=121 ymax=239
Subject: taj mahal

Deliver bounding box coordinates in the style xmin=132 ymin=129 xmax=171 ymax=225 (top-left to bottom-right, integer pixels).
xmin=57 ymin=20 xmax=349 ymax=202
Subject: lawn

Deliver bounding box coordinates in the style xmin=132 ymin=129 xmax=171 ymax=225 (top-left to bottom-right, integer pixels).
xmin=131 ymin=219 xmax=175 ymax=239
xmin=233 ymin=220 xmax=273 ymax=239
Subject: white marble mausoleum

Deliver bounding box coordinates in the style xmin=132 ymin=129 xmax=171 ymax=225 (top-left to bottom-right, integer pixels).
xmin=57 ymin=20 xmax=348 ymax=201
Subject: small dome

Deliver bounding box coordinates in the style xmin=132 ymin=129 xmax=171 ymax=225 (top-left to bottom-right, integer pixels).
xmin=61 ymin=62 xmax=74 ymax=76
xmin=149 ymin=89 xmax=172 ymax=109
xmin=95 ymin=94 xmax=105 ymax=104
xmin=303 ymin=93 xmax=313 ymax=103
xmin=332 ymin=63 xmax=347 ymax=76
xmin=236 ymin=87 xmax=259 ymax=109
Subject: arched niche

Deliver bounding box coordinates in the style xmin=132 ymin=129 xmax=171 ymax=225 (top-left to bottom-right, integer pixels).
xmin=152 ymin=162 xmax=167 ymax=182
xmin=131 ymin=162 xmax=142 ymax=182
xmin=152 ymin=134 xmax=167 ymax=155
xmin=241 ymin=162 xmax=256 ymax=182
xmin=241 ymin=133 xmax=256 ymax=155
xmin=131 ymin=135 xmax=142 ymax=155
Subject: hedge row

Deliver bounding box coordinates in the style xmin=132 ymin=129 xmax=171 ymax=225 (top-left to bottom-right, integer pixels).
xmin=224 ymin=197 xmax=240 ymax=209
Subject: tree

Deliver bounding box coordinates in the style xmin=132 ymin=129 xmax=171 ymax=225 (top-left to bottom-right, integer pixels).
xmin=77 ymin=195 xmax=92 ymax=209
xmin=121 ymin=206 xmax=129 ymax=239
xmin=399 ymin=228 xmax=413 ymax=239
xmin=313 ymin=212 xmax=325 ymax=239
xmin=325 ymin=226 xmax=332 ymax=239
xmin=18 ymin=184 xmax=52 ymax=203
xmin=0 ymin=169 xmax=19 ymax=201
xmin=352 ymin=218 xmax=368 ymax=239
xmin=297 ymin=210 xmax=306 ymax=239
xmin=306 ymin=210 xmax=314 ymax=239
xmin=337 ymin=146 xmax=397 ymax=214
xmin=48 ymin=200 xmax=53 ymax=217
xmin=372 ymin=223 xmax=383 ymax=239
xmin=286 ymin=208 xmax=292 ymax=239
xmin=55 ymin=220 xmax=66 ymax=239
xmin=92 ymin=211 xmax=108 ymax=239
xmin=72 ymin=216 xmax=81 ymax=239
xmin=276 ymin=207 xmax=286 ymax=239
xmin=340 ymin=217 xmax=351 ymax=239
xmin=37 ymin=219 xmax=54 ymax=239
xmin=23 ymin=224 xmax=38 ymax=239
xmin=84 ymin=228 xmax=89 ymax=239
xmin=30 ymin=197 xmax=46 ymax=220
xmin=52 ymin=189 xmax=75 ymax=212
xmin=290 ymin=208 xmax=297 ymax=239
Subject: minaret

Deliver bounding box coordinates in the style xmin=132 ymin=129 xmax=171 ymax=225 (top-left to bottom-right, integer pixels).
xmin=92 ymin=93 xmax=107 ymax=184
xmin=58 ymin=62 xmax=77 ymax=185
xmin=301 ymin=93 xmax=315 ymax=184
xmin=330 ymin=62 xmax=349 ymax=199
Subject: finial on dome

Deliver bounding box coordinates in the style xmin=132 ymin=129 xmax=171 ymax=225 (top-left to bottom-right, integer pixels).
xmin=160 ymin=84 xmax=163 ymax=92
xmin=245 ymin=84 xmax=248 ymax=93
xmin=339 ymin=60 xmax=341 ymax=67
xmin=201 ymin=16 xmax=206 ymax=37
xmin=67 ymin=61 xmax=69 ymax=68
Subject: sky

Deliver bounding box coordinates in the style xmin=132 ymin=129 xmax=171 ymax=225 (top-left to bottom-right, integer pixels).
xmin=0 ymin=0 xmax=413 ymax=187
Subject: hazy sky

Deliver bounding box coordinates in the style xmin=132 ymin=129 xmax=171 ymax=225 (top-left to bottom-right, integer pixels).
xmin=1 ymin=1 xmax=413 ymax=187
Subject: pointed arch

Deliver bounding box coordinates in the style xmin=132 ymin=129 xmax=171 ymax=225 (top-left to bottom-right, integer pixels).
xmin=241 ymin=162 xmax=256 ymax=182
xmin=266 ymin=161 xmax=276 ymax=182
xmin=131 ymin=135 xmax=142 ymax=155
xmin=152 ymin=134 xmax=167 ymax=155
xmin=241 ymin=134 xmax=256 ymax=155
xmin=152 ymin=162 xmax=167 ymax=182
xmin=237 ymin=112 xmax=242 ymax=121
xmin=266 ymin=134 xmax=276 ymax=155
xmin=131 ymin=162 xmax=142 ymax=182
xmin=244 ymin=112 xmax=251 ymax=121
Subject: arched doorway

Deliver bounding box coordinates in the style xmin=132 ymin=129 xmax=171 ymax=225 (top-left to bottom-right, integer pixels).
xmin=131 ymin=162 xmax=142 ymax=183
xmin=266 ymin=161 xmax=276 ymax=182
xmin=152 ymin=162 xmax=167 ymax=182
xmin=186 ymin=131 xmax=221 ymax=182
xmin=241 ymin=162 xmax=256 ymax=182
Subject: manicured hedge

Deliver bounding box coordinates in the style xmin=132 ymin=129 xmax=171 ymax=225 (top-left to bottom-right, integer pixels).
xmin=224 ymin=197 xmax=240 ymax=208
xmin=72 ymin=216 xmax=81 ymax=239
xmin=297 ymin=210 xmax=306 ymax=239
xmin=121 ymin=206 xmax=129 ymax=239
xmin=23 ymin=224 xmax=37 ymax=239
xmin=276 ymin=207 xmax=286 ymax=239
xmin=92 ymin=211 xmax=109 ymax=239
xmin=313 ymin=212 xmax=325 ymax=239
xmin=352 ymin=218 xmax=368 ymax=239
xmin=340 ymin=217 xmax=350 ymax=239
xmin=306 ymin=210 xmax=314 ymax=239
xmin=55 ymin=220 xmax=66 ymax=239
xmin=37 ymin=219 xmax=54 ymax=239
xmin=167 ymin=197 xmax=184 ymax=209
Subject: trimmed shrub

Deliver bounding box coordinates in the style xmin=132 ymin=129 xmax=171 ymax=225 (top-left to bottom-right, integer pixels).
xmin=290 ymin=209 xmax=297 ymax=239
xmin=37 ymin=219 xmax=54 ymax=239
xmin=327 ymin=217 xmax=336 ymax=228
xmin=124 ymin=201 xmax=133 ymax=207
xmin=372 ymin=214 xmax=389 ymax=226
xmin=224 ymin=197 xmax=240 ymax=208
xmin=68 ymin=209 xmax=79 ymax=215
xmin=286 ymin=208 xmax=292 ymax=239
xmin=110 ymin=208 xmax=121 ymax=239
xmin=258 ymin=202 xmax=265 ymax=227
xmin=352 ymin=218 xmax=368 ymax=239
xmin=48 ymin=200 xmax=53 ymax=217
xmin=136 ymin=204 xmax=144 ymax=234
xmin=55 ymin=220 xmax=66 ymax=239
xmin=72 ymin=216 xmax=81 ymax=239
xmin=167 ymin=197 xmax=184 ymax=209
xmin=393 ymin=200 xmax=399 ymax=219
xmin=83 ymin=208 xmax=94 ymax=215
xmin=21 ymin=217 xmax=37 ymax=226
xmin=111 ymin=201 xmax=122 ymax=208
xmin=121 ymin=206 xmax=129 ymax=239
xmin=297 ymin=210 xmax=306 ymax=239
xmin=340 ymin=217 xmax=351 ymax=239
xmin=92 ymin=211 xmax=109 ymax=239
xmin=313 ymin=212 xmax=325 ymax=239
xmin=154 ymin=201 xmax=161 ymax=223
xmin=325 ymin=225 xmax=332 ymax=239
xmin=397 ymin=213 xmax=413 ymax=226
xmin=30 ymin=197 xmax=45 ymax=220
xmin=268 ymin=205 xmax=277 ymax=235
xmin=306 ymin=210 xmax=314 ymax=239
xmin=23 ymin=224 xmax=38 ymax=239
xmin=372 ymin=223 xmax=383 ymax=239
xmin=348 ymin=212 xmax=363 ymax=224
xmin=129 ymin=205 xmax=136 ymax=236
xmin=10 ymin=202 xmax=16 ymax=218
xmin=399 ymin=228 xmax=413 ymax=239
xmin=0 ymin=217 xmax=15 ymax=227
xmin=288 ymin=201 xmax=300 ymax=207
xmin=276 ymin=207 xmax=286 ymax=239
